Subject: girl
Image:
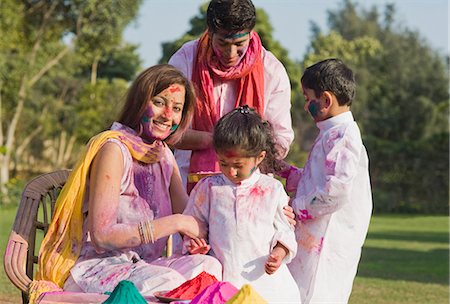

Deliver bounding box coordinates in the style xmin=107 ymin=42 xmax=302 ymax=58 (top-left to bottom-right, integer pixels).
xmin=30 ymin=64 xmax=222 ymax=302
xmin=183 ymin=105 xmax=301 ymax=303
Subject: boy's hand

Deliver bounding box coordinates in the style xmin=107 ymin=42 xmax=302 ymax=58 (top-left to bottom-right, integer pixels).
xmin=265 ymin=245 xmax=288 ymax=275
xmin=187 ymin=238 xmax=210 ymax=255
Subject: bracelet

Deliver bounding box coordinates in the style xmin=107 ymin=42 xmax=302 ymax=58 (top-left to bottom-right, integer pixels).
xmin=138 ymin=220 xmax=155 ymax=244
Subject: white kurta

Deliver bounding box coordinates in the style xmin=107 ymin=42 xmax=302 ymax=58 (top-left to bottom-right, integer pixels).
xmin=288 ymin=111 xmax=373 ymax=304
xmin=183 ymin=170 xmax=301 ymax=303
xmin=168 ymin=40 xmax=294 ymax=187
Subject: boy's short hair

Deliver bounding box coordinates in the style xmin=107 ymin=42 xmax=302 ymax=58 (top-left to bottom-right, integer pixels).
xmin=206 ymin=0 xmax=256 ymax=34
xmin=301 ymin=58 xmax=356 ymax=106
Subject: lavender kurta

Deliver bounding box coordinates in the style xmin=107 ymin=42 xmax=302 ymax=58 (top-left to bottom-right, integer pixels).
xmin=288 ymin=112 xmax=372 ymax=304
xmin=64 ymin=123 xmax=222 ymax=295
xmin=168 ymin=40 xmax=294 ymax=188
xmin=183 ymin=170 xmax=301 ymax=303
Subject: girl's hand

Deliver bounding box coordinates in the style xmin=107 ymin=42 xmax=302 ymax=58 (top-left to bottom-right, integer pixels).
xmin=265 ymin=244 xmax=288 ymax=275
xmin=187 ymin=238 xmax=210 ymax=255
xmin=283 ymin=205 xmax=296 ymax=227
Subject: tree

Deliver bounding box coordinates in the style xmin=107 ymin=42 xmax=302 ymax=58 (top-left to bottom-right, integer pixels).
xmin=0 ymin=0 xmax=142 ymax=201
xmin=303 ymin=0 xmax=449 ymax=213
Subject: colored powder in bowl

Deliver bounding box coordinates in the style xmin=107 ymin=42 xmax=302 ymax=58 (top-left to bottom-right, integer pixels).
xmin=190 ymin=281 xmax=239 ymax=304
xmin=102 ymin=280 xmax=147 ymax=304
xmin=225 ymin=284 xmax=268 ymax=304
xmin=164 ymin=271 xmax=218 ymax=300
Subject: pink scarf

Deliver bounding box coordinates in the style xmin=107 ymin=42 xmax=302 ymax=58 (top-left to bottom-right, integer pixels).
xmin=188 ymin=31 xmax=265 ymax=191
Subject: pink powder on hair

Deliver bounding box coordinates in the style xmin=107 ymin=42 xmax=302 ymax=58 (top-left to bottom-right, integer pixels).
xmin=163 ymin=271 xmax=218 ymax=300
xmin=190 ymin=281 xmax=239 ymax=304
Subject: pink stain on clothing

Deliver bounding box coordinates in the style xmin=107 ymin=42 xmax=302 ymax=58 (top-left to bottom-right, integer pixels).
xmin=298 ymin=209 xmax=313 ymax=222
xmin=249 ymin=185 xmax=267 ymax=197
xmin=298 ymin=228 xmax=322 ymax=254
xmin=325 ymin=159 xmax=336 ymax=175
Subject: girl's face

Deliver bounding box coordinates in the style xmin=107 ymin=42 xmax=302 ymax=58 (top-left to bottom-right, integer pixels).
xmin=211 ymin=30 xmax=251 ymax=67
xmin=141 ymin=84 xmax=185 ymax=142
xmin=217 ymin=149 xmax=265 ymax=184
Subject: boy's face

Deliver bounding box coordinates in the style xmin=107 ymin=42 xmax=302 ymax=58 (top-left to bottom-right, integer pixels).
xmin=302 ymin=87 xmax=328 ymax=122
xmin=210 ymin=30 xmax=251 ymax=68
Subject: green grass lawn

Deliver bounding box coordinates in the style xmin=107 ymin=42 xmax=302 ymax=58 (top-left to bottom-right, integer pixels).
xmin=0 ymin=206 xmax=448 ymax=303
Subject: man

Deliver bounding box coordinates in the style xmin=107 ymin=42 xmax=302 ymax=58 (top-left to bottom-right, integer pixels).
xmin=169 ymin=0 xmax=294 ymax=192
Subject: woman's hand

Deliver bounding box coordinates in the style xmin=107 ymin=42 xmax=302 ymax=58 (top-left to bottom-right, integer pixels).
xmin=283 ymin=205 xmax=296 ymax=227
xmin=187 ymin=238 xmax=210 ymax=255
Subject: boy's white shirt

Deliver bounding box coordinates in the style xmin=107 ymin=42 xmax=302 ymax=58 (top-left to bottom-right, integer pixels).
xmin=288 ymin=111 xmax=373 ymax=304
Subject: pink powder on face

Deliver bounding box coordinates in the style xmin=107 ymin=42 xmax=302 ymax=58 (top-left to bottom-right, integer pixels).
xmin=190 ymin=281 xmax=239 ymax=304
xmin=223 ymin=150 xmax=238 ymax=158
xmin=168 ymin=85 xmax=181 ymax=93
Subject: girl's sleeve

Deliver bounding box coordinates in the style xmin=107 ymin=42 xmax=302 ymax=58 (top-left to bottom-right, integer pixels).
xmin=271 ymin=182 xmax=297 ymax=263
xmin=292 ymin=128 xmax=362 ymax=221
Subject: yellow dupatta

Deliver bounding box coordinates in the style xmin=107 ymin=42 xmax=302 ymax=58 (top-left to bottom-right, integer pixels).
xmin=28 ymin=129 xmax=162 ymax=303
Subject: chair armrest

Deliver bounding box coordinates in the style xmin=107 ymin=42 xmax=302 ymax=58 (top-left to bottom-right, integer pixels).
xmin=4 ymin=231 xmax=32 ymax=292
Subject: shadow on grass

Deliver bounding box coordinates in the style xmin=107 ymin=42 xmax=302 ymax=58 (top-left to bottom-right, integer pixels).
xmin=357 ymin=246 xmax=449 ymax=285
xmin=367 ymin=231 xmax=449 ymax=244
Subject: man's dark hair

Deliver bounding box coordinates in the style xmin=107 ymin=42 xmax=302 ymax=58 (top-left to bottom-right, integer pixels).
xmin=206 ymin=0 xmax=256 ymax=33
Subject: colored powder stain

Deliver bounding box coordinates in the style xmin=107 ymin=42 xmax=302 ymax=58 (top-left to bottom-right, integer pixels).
xmin=249 ymin=185 xmax=268 ymax=198
xmin=223 ymin=150 xmax=238 ymax=158
xmin=163 ymin=271 xmax=219 ymax=300
xmin=298 ymin=209 xmax=313 ymax=221
xmin=317 ymin=237 xmax=324 ymax=253
xmin=298 ymin=228 xmax=322 ymax=254
xmin=141 ymin=116 xmax=151 ymax=123
xmin=308 ymin=100 xmax=319 ymax=118
xmin=170 ymin=124 xmax=179 ymax=131
xmin=325 ymin=159 xmax=336 ymax=175
xmin=225 ymin=284 xmax=267 ymax=304
xmin=224 ymin=31 xmax=250 ymax=39
xmin=169 ymin=85 xmax=181 ymax=93
xmin=190 ymin=281 xmax=239 ymax=304
xmin=102 ymin=280 xmax=146 ymax=304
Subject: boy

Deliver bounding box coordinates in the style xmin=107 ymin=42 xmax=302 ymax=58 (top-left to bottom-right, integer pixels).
xmin=285 ymin=58 xmax=373 ymax=303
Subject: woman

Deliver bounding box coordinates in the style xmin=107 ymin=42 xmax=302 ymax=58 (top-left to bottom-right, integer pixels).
xmin=30 ymin=64 xmax=222 ymax=302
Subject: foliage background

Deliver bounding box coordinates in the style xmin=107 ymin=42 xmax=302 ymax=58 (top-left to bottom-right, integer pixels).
xmin=0 ymin=0 xmax=448 ymax=214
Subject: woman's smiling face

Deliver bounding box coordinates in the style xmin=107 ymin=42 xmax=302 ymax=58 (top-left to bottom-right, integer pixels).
xmin=141 ymin=84 xmax=185 ymax=142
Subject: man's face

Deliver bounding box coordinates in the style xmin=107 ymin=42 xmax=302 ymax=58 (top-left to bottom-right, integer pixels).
xmin=210 ymin=30 xmax=251 ymax=67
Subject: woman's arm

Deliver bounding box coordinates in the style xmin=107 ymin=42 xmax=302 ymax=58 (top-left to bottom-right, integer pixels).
xmin=88 ymin=143 xmax=205 ymax=252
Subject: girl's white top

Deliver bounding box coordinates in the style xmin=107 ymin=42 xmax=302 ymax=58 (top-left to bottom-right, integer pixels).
xmin=184 ymin=170 xmax=301 ymax=303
